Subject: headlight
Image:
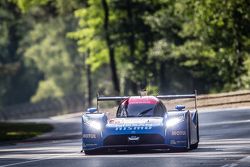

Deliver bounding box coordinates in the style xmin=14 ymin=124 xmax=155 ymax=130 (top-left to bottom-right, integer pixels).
xmin=166 ymin=115 xmax=185 ymax=128
xmin=87 ymin=120 xmax=102 ymax=130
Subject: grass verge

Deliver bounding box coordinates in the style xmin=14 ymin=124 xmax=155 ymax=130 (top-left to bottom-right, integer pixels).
xmin=0 ymin=122 xmax=53 ymax=142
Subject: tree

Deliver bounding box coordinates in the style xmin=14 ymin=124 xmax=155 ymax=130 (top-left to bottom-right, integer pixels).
xmin=101 ymin=0 xmax=120 ymax=94
xmin=180 ymin=0 xmax=250 ymax=91
xmin=0 ymin=0 xmax=41 ymax=106
xmin=111 ymin=0 xmax=162 ymax=94
xmin=20 ymin=16 xmax=84 ymax=102
xmin=5 ymin=0 xmax=250 ymax=108
xmin=9 ymin=0 xmax=87 ymax=102
xmin=146 ymin=0 xmax=250 ymax=93
xmin=68 ymin=0 xmax=120 ymax=95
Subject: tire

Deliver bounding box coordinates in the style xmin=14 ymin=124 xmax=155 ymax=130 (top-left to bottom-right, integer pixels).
xmin=190 ymin=142 xmax=198 ymax=149
xmin=84 ymin=149 xmax=99 ymax=155
xmin=185 ymin=112 xmax=191 ymax=151
xmin=190 ymin=112 xmax=199 ymax=150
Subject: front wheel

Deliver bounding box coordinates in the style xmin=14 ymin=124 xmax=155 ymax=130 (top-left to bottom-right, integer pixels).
xmin=190 ymin=142 xmax=199 ymax=150
xmin=190 ymin=113 xmax=199 ymax=150
xmin=185 ymin=112 xmax=191 ymax=150
xmin=84 ymin=149 xmax=100 ymax=155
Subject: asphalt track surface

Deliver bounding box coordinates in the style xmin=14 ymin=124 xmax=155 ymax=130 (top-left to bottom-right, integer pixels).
xmin=0 ymin=108 xmax=250 ymax=167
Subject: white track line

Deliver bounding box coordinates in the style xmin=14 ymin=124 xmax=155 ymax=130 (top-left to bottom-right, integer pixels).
xmin=0 ymin=153 xmax=78 ymax=167
xmin=201 ymin=119 xmax=250 ymax=127
xmin=220 ymin=156 xmax=250 ymax=167
xmin=221 ymin=163 xmax=238 ymax=167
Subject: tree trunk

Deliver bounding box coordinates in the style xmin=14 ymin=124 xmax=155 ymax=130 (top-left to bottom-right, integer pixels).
xmin=232 ymin=5 xmax=245 ymax=87
xmin=85 ymin=50 xmax=92 ymax=107
xmin=126 ymin=0 xmax=135 ymax=62
xmin=125 ymin=0 xmax=138 ymax=94
xmin=101 ymin=0 xmax=120 ymax=95
xmin=159 ymin=62 xmax=166 ymax=93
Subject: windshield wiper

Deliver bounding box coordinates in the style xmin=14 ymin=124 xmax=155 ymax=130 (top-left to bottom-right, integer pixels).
xmin=137 ymin=108 xmax=153 ymax=117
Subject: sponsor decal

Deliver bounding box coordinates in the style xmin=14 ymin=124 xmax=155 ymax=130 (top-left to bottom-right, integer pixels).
xmin=170 ymin=140 xmax=176 ymax=144
xmin=114 ymin=123 xmax=153 ymax=127
xmin=176 ymin=140 xmax=186 ymax=144
xmin=115 ymin=125 xmax=153 ymax=131
xmin=171 ymin=130 xmax=186 ymax=136
xmin=83 ymin=133 xmax=97 ymax=139
xmin=107 ymin=118 xmax=162 ymax=130
xmin=109 ymin=119 xmax=117 ymax=124
xmin=108 ymin=118 xmax=162 ymax=125
xmin=170 ymin=140 xmax=186 ymax=145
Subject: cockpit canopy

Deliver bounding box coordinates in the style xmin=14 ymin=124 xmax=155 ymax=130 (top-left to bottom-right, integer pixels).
xmin=116 ymin=96 xmax=166 ymax=117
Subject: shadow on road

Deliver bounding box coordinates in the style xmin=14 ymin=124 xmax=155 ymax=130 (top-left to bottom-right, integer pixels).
xmin=83 ymin=146 xmax=219 ymax=155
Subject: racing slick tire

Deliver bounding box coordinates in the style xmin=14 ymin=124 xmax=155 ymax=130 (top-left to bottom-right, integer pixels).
xmin=190 ymin=113 xmax=199 ymax=150
xmin=84 ymin=149 xmax=101 ymax=155
xmin=186 ymin=112 xmax=191 ymax=151
xmin=190 ymin=142 xmax=198 ymax=150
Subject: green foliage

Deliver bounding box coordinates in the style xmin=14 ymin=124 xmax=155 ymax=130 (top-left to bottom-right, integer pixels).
xmin=0 ymin=0 xmax=85 ymax=106
xmin=241 ymin=57 xmax=250 ymax=89
xmin=179 ymin=0 xmax=250 ymax=91
xmin=14 ymin=0 xmax=50 ymax=12
xmin=145 ymin=0 xmax=250 ymax=93
xmin=20 ymin=17 xmax=85 ymax=102
xmin=0 ymin=0 xmax=42 ymax=106
xmin=146 ymin=85 xmax=159 ymax=96
xmin=0 ymin=122 xmax=53 ymax=142
xmin=31 ymin=79 xmax=63 ymax=102
xmin=2 ymin=0 xmax=250 ymax=109
xmin=14 ymin=0 xmax=83 ymax=14
xmin=68 ymin=1 xmax=109 ymax=71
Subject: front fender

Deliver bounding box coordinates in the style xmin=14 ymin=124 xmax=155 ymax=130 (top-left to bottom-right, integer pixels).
xmin=165 ymin=110 xmax=190 ymax=148
xmin=82 ymin=113 xmax=107 ymax=150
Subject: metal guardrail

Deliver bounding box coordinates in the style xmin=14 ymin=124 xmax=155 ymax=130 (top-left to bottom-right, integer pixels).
xmin=197 ymin=91 xmax=250 ymax=108
xmin=162 ymin=91 xmax=250 ymax=110
xmin=198 ymin=91 xmax=250 ymax=99
xmin=0 ymin=91 xmax=249 ymax=120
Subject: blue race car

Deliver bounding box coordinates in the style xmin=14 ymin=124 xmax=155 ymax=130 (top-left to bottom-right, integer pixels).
xmin=81 ymin=92 xmax=199 ymax=154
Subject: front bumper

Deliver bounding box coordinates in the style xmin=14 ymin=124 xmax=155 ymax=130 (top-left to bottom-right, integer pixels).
xmin=83 ymin=143 xmax=188 ymax=152
xmin=83 ymin=133 xmax=188 ymax=151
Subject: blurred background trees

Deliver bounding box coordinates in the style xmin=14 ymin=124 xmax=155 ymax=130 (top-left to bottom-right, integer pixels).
xmin=0 ymin=0 xmax=250 ymax=108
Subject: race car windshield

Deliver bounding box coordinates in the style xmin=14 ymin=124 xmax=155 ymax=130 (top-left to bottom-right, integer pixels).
xmin=118 ymin=104 xmax=155 ymax=117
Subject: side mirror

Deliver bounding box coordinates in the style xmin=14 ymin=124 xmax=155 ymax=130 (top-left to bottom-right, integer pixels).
xmin=87 ymin=107 xmax=97 ymax=113
xmin=175 ymin=105 xmax=185 ymax=111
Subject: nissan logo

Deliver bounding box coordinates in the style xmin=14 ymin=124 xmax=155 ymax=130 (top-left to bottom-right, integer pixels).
xmin=128 ymin=136 xmax=140 ymax=141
